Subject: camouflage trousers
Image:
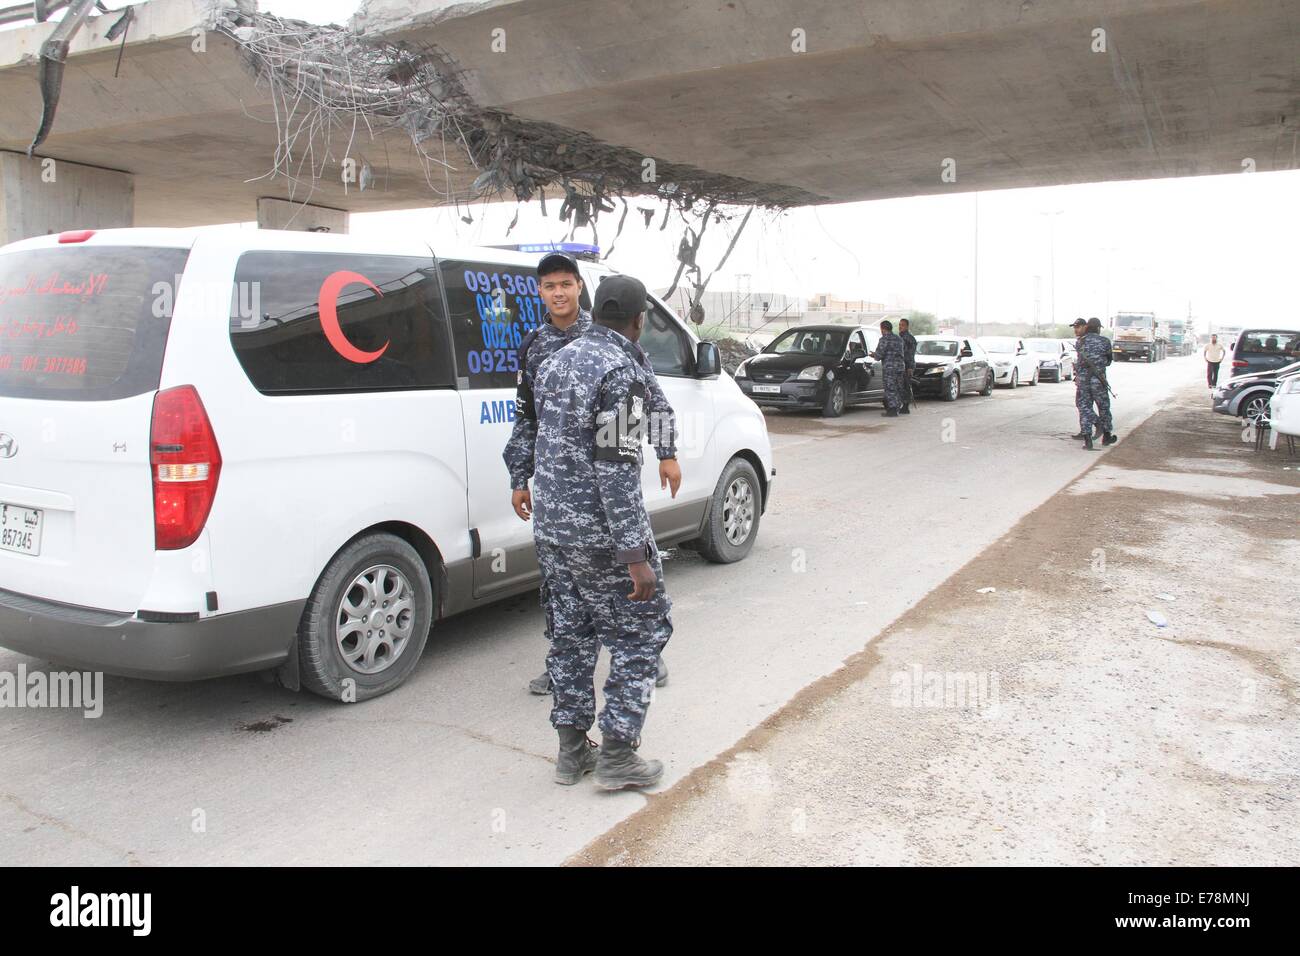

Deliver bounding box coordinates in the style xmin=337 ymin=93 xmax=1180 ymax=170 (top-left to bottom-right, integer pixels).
xmin=535 ymin=541 xmax=673 ymax=742
xmin=882 ymin=363 xmax=906 ymax=411
xmin=902 ymin=364 xmax=915 ymax=407
xmin=1076 ymin=375 xmax=1113 ymax=433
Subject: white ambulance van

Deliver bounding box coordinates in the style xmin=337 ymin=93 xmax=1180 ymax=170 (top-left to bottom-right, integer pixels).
xmin=0 ymin=229 xmax=774 ymax=700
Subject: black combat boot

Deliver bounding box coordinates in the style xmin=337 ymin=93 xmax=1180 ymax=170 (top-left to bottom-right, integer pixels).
xmin=554 ymin=727 xmax=598 ymax=785
xmin=883 ymin=408 xmax=899 ymax=417
xmin=527 ymin=670 xmax=552 ymax=695
xmin=1083 ymin=432 xmax=1095 ymax=450
xmin=655 ymin=656 xmax=668 ymax=687
xmin=595 ymin=737 xmax=663 ymax=791
xmin=1102 ymin=432 xmax=1118 ymax=446
xmin=1071 ymin=430 xmax=1087 ymax=439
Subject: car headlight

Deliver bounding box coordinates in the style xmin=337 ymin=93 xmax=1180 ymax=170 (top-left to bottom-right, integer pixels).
xmin=1040 ymin=360 xmax=1058 ymax=367
xmin=995 ymin=361 xmax=1011 ymax=368
xmin=797 ymin=366 xmax=825 ymax=381
xmin=925 ymin=365 xmax=947 ymax=375
xmin=735 ymin=360 xmax=749 ymax=378
xmin=1284 ymin=378 xmax=1300 ymax=394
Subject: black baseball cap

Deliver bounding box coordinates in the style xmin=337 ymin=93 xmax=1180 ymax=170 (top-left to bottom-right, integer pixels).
xmin=594 ymin=275 xmax=650 ymax=322
xmin=537 ymin=251 xmax=581 ymax=277
xmin=1071 ymin=318 xmax=1087 ymax=328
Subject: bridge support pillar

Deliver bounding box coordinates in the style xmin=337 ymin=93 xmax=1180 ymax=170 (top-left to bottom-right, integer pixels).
xmin=1 ymin=151 xmax=134 ymax=245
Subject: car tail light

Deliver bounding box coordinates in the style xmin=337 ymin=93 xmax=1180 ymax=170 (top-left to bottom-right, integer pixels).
xmin=57 ymin=230 xmax=95 ymax=243
xmin=1232 ymin=360 xmax=1248 ymax=368
xmin=150 ymin=385 xmax=222 ymax=550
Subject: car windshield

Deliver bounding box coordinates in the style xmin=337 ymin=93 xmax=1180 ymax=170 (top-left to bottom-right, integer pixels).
xmin=766 ymin=328 xmax=848 ymax=356
xmin=1115 ymin=315 xmax=1153 ymax=329
xmin=917 ymin=339 xmax=958 ymax=357
xmin=980 ymin=338 xmax=1018 ymax=354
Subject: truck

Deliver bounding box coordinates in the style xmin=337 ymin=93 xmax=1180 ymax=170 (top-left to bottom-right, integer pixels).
xmin=1111 ymin=311 xmax=1168 ymax=362
xmin=1164 ymin=318 xmax=1195 ymax=356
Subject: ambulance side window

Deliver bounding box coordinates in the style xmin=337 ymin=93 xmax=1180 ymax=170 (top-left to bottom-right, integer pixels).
xmin=441 ymin=259 xmax=548 ymax=389
xmin=228 ymin=252 xmax=454 ymax=394
xmin=639 ymin=300 xmax=693 ymax=377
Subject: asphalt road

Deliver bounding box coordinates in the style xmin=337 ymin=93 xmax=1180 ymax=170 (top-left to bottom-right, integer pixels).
xmin=0 ymin=356 xmax=1200 ymax=866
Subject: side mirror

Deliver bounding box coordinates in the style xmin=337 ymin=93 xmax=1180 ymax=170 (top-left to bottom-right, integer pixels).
xmin=696 ymin=341 xmax=721 ymax=378
xmin=960 ymin=348 xmax=973 ymax=357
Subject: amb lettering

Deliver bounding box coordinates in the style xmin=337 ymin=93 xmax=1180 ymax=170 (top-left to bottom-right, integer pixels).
xmin=480 ymin=399 xmax=516 ymax=424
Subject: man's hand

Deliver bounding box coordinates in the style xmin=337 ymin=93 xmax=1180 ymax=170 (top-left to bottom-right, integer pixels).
xmin=511 ymin=488 xmax=532 ymax=521
xmin=658 ymin=458 xmax=682 ymax=499
xmin=627 ymin=561 xmax=657 ymax=601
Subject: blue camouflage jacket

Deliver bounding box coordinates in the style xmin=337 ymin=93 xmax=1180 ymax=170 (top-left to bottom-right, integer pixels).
xmin=503 ymin=308 xmax=676 ymax=490
xmin=872 ymin=331 xmax=906 ymax=370
xmin=1075 ymin=332 xmax=1113 ymax=380
xmin=532 ymin=323 xmax=656 ymax=564
xmin=900 ymin=330 xmax=917 ymax=368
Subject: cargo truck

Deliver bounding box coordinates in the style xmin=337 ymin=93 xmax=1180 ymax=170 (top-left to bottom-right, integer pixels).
xmin=1111 ymin=311 xmax=1167 ymax=362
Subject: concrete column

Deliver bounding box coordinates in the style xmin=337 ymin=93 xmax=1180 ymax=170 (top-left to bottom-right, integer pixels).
xmin=257 ymin=198 xmax=349 ymax=234
xmin=0 ymin=151 xmax=134 ymax=246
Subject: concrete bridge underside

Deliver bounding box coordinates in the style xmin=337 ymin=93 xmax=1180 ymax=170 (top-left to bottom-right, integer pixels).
xmin=0 ymin=0 xmax=1297 ymax=240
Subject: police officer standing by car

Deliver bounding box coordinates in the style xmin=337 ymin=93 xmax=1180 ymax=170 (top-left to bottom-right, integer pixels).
xmin=898 ymin=317 xmax=917 ymax=414
xmin=529 ymin=274 xmax=674 ymax=790
xmin=1074 ymin=317 xmax=1117 ymax=450
xmin=871 ymin=319 xmax=906 ymax=417
xmin=504 ymin=251 xmax=678 ymax=696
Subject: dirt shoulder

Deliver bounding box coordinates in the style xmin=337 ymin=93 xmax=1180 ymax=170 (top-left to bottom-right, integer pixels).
xmin=570 ymin=385 xmax=1300 ymax=865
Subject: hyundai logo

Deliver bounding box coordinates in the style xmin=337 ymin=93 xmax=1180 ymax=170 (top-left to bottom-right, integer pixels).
xmin=0 ymin=433 xmax=15 ymax=459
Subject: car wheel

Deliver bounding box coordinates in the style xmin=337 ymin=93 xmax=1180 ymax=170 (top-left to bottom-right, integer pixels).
xmin=942 ymin=373 xmax=960 ymax=402
xmin=1241 ymin=393 xmax=1272 ymax=423
xmin=980 ymin=371 xmax=994 ymax=396
xmin=821 ymin=380 xmax=847 ymax=418
xmin=297 ymin=532 xmax=434 ymax=701
xmin=694 ymin=456 xmax=762 ymax=564
xmin=1010 ymin=368 xmax=1019 ymax=388
xmin=1029 ymin=368 xmax=1039 ymax=386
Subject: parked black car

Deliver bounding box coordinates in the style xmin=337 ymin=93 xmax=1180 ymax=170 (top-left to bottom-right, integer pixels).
xmin=910 ymin=335 xmax=995 ymax=401
xmin=1227 ymin=328 xmax=1300 ymax=378
xmin=735 ymin=324 xmax=882 ymax=417
xmin=1213 ymin=358 xmax=1300 ymax=422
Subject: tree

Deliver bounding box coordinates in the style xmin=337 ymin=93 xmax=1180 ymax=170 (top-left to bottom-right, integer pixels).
xmin=905 ymin=310 xmax=938 ymax=335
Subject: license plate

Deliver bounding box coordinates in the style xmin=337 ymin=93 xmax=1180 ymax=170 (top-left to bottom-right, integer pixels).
xmin=752 ymin=384 xmax=782 ymax=394
xmin=0 ymin=503 xmax=42 ymax=557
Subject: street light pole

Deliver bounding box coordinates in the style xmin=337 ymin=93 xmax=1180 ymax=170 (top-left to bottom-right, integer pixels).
xmin=973 ymin=193 xmax=980 ymax=337
xmin=1040 ymin=210 xmax=1063 ymax=329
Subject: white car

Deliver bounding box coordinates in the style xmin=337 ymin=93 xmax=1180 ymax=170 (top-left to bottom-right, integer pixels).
xmin=1024 ymin=338 xmax=1075 ymax=382
xmin=0 ymin=229 xmax=775 ymax=700
xmin=1268 ymin=372 xmax=1300 ymax=438
xmin=978 ymin=336 xmax=1040 ymax=387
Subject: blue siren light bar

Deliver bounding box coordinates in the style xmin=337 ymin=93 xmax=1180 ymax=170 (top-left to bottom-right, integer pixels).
xmin=492 ymin=241 xmax=602 ymax=260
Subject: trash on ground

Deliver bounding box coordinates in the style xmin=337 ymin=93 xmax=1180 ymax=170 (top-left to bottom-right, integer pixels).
xmin=976 ymin=587 xmax=996 ymax=594
xmin=1146 ymin=610 xmax=1169 ymax=628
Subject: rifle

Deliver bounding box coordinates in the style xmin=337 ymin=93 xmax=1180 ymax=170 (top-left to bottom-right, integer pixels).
xmin=1075 ymin=340 xmax=1116 ymax=398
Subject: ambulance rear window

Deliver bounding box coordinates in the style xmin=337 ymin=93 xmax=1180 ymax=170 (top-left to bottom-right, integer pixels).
xmin=0 ymin=245 xmax=189 ymax=401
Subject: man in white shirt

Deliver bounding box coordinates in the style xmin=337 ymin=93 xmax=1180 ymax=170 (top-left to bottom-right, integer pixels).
xmin=1204 ymin=335 xmax=1226 ymax=387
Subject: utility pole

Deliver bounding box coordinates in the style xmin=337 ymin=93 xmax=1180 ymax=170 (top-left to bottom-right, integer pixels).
xmin=1040 ymin=210 xmax=1063 ymax=328
xmin=972 ymin=193 xmax=980 ymax=337
xmin=1033 ymin=274 xmax=1042 ymax=335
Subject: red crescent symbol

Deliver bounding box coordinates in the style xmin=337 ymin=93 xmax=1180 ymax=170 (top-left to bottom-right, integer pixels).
xmin=319 ymin=270 xmax=388 ymax=363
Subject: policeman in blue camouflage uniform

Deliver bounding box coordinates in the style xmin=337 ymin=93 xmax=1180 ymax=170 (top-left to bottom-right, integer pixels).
xmin=503 ymin=251 xmax=679 ymax=696
xmin=1075 ymin=317 xmax=1117 ymax=450
xmin=871 ymin=319 xmax=906 ymax=417
xmin=1070 ymin=319 xmax=1090 ymax=439
xmin=530 ymin=274 xmax=673 ymax=790
xmin=898 ymin=317 xmax=918 ymax=414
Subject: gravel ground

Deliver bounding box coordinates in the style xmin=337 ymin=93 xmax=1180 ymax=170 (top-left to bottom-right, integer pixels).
xmin=571 ymin=385 xmax=1300 ymax=865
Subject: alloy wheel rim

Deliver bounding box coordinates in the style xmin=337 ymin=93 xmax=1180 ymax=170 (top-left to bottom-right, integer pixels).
xmin=335 ymin=564 xmax=416 ymax=675
xmin=723 ymin=477 xmax=755 ymax=546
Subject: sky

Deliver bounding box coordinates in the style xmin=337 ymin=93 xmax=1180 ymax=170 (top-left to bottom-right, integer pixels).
xmin=12 ymin=0 xmax=1298 ymax=335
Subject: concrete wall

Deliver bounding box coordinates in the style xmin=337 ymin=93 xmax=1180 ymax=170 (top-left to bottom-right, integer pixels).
xmin=0 ymin=151 xmax=133 ymax=245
